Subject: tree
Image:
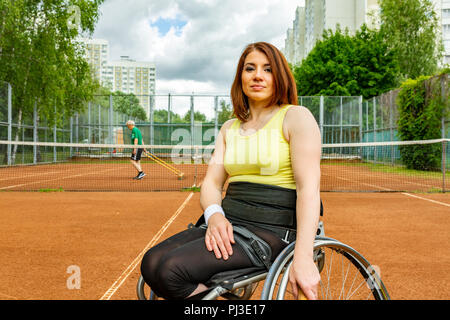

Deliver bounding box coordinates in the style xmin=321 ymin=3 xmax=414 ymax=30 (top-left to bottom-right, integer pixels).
xmin=183 ymin=109 xmax=207 ymax=123
xmin=378 ymin=0 xmax=444 ymax=80
xmin=293 ymin=24 xmax=400 ymax=99
xmin=112 ymin=91 xmax=147 ymax=121
xmin=0 ymin=0 xmax=103 ymax=137
xmin=217 ymin=99 xmax=233 ymax=124
xmin=153 ymin=109 xmax=183 ymax=123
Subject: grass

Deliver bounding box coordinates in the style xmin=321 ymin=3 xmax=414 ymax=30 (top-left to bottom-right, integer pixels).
xmin=38 ymin=187 xmax=64 ymax=192
xmin=181 ymin=186 xmax=201 ymax=192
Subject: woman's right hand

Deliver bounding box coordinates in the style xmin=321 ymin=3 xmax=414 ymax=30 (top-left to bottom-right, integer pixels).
xmin=205 ymin=213 xmax=235 ymax=260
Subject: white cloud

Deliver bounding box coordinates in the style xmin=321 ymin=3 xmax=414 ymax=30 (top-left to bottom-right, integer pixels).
xmin=92 ymin=0 xmax=300 ymax=94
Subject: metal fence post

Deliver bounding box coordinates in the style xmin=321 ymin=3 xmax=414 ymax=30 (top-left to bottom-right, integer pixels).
xmin=214 ymin=96 xmax=219 ymax=138
xmin=98 ymin=104 xmax=101 ymax=144
xmin=373 ymin=97 xmax=377 ymax=163
xmin=53 ymin=105 xmax=57 ymax=163
xmin=7 ymin=82 xmax=12 ymax=165
xmin=340 ymin=96 xmax=343 ymax=145
xmin=190 ymin=94 xmax=194 ymax=149
xmin=441 ymin=75 xmax=447 ymax=193
xmin=359 ymin=96 xmax=363 ymax=143
xmin=319 ymin=96 xmax=324 ymax=144
xmin=33 ymin=101 xmax=37 ymax=164
xmin=390 ymin=92 xmax=394 ymax=164
xmin=88 ymin=102 xmax=91 ymax=144
xmin=168 ymin=93 xmax=172 ymax=124
xmin=109 ymin=95 xmax=113 ymax=145
xmin=75 ymin=112 xmax=79 ymax=152
xmin=150 ymin=95 xmax=154 ymax=146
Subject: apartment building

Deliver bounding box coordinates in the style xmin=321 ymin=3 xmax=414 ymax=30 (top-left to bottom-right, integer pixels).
xmin=284 ymin=0 xmax=449 ymax=67
xmin=104 ymin=56 xmax=156 ymax=112
xmin=283 ymin=0 xmax=380 ymax=65
xmin=80 ymin=38 xmax=156 ymax=112
xmin=434 ymin=0 xmax=450 ymax=65
xmin=81 ymin=38 xmax=109 ymax=81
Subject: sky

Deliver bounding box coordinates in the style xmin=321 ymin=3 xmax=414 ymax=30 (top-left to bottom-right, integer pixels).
xmin=91 ymin=0 xmax=305 ymax=96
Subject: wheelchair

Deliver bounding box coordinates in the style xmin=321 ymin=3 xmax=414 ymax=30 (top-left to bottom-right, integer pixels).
xmin=136 ymin=202 xmax=390 ymax=300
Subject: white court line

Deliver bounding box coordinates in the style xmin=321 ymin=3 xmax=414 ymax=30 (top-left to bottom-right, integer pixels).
xmin=99 ymin=190 xmax=196 ymax=300
xmin=0 ymin=167 xmax=118 ymax=190
xmin=401 ymin=192 xmax=450 ymax=207
xmin=0 ymin=171 xmax=63 ymax=181
xmin=324 ymin=173 xmax=392 ymax=191
xmin=332 ymin=166 xmax=444 ymax=190
xmin=326 ymin=173 xmax=450 ymax=207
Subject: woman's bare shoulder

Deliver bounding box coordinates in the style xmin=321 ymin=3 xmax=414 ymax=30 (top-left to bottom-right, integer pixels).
xmin=220 ymin=118 xmax=238 ymax=132
xmin=285 ymin=105 xmax=317 ymax=129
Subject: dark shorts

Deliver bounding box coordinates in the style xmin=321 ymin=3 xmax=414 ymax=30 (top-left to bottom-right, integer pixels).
xmin=131 ymin=148 xmax=143 ymax=161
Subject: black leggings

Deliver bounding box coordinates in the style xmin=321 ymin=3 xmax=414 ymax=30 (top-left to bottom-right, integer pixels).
xmin=140 ymin=223 xmax=288 ymax=300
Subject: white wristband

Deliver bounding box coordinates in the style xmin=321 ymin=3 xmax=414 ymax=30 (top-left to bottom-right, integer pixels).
xmin=204 ymin=204 xmax=225 ymax=225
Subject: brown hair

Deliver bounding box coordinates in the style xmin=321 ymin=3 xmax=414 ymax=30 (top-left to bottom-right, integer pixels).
xmin=230 ymin=42 xmax=298 ymax=122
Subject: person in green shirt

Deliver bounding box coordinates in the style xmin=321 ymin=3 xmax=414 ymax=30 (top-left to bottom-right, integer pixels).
xmin=126 ymin=120 xmax=146 ymax=180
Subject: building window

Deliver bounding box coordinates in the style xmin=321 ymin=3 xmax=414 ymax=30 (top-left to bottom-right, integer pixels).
xmin=444 ymin=9 xmax=450 ymax=19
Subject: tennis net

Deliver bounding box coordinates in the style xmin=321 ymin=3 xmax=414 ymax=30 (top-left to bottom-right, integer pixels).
xmin=0 ymin=139 xmax=448 ymax=192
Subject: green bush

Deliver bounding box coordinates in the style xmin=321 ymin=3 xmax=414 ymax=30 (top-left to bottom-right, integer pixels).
xmin=397 ymin=73 xmax=447 ymax=170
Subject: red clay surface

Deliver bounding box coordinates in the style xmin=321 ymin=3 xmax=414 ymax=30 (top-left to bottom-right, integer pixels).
xmin=0 ymin=190 xmax=448 ymax=300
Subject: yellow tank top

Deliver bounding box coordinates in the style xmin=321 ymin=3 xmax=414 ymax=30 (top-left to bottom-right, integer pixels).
xmin=224 ymin=104 xmax=296 ymax=190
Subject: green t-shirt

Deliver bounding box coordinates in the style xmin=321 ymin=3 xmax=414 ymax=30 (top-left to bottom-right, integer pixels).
xmin=131 ymin=127 xmax=143 ymax=145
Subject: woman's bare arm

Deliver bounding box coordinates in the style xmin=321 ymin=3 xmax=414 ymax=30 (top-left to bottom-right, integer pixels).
xmin=285 ymin=106 xmax=322 ymax=300
xmin=200 ymin=119 xmax=236 ymax=260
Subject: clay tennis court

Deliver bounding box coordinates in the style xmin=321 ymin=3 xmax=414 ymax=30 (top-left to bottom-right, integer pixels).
xmin=0 ymin=157 xmax=449 ymax=300
xmin=0 ymin=188 xmax=449 ymax=300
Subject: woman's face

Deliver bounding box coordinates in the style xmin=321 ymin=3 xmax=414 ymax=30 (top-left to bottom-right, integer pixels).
xmin=241 ymin=50 xmax=274 ymax=106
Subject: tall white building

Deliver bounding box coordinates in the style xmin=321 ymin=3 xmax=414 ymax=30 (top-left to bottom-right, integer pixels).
xmin=80 ymin=38 xmax=156 ymax=112
xmin=81 ymin=38 xmax=109 ymax=81
xmin=284 ymin=0 xmax=380 ymax=65
xmin=104 ymin=56 xmax=156 ymax=112
xmin=434 ymin=0 xmax=450 ymax=65
xmin=285 ymin=0 xmax=450 ymax=67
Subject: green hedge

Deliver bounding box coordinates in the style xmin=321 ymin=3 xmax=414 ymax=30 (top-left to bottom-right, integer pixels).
xmin=397 ymin=71 xmax=448 ymax=170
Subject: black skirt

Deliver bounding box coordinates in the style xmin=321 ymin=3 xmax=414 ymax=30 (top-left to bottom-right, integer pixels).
xmin=221 ymin=181 xmax=298 ymax=242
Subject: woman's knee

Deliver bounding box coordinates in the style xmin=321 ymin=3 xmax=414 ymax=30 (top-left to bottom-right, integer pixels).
xmin=143 ymin=250 xmax=196 ymax=300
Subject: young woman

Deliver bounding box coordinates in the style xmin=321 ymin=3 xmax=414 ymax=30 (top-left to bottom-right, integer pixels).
xmin=140 ymin=42 xmax=322 ymax=300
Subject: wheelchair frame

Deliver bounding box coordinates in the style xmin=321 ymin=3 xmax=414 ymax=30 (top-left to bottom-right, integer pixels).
xmin=136 ymin=219 xmax=390 ymax=300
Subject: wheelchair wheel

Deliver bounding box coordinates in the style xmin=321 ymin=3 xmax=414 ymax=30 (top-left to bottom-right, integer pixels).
xmin=137 ymin=275 xmax=158 ymax=300
xmin=260 ymin=237 xmax=390 ymax=300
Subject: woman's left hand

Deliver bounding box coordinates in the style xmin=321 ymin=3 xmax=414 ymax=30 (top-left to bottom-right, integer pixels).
xmin=288 ymin=253 xmax=320 ymax=300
